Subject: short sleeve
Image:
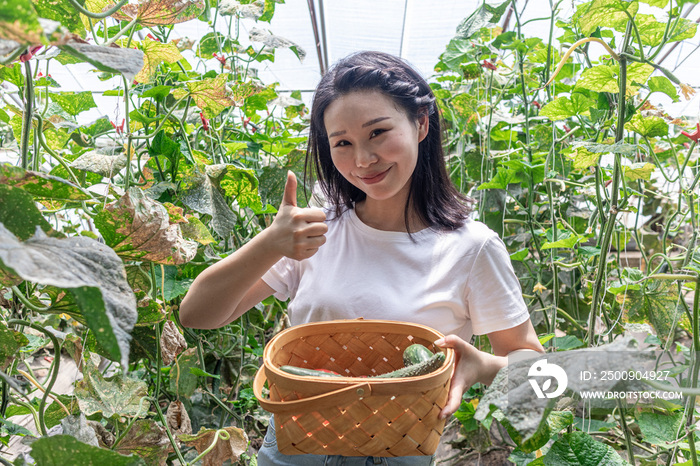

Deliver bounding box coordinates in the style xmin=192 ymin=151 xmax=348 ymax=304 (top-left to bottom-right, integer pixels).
xmin=261 ymin=257 xmax=300 ymax=301
xmin=465 ymin=236 xmax=530 ymax=335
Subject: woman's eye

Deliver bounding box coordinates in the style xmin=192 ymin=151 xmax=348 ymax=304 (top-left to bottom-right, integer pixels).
xmin=334 ymin=140 xmax=350 ymax=147
xmin=370 ymin=128 xmax=386 ymax=138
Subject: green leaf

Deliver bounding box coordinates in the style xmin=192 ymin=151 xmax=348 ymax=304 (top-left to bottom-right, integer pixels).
xmin=32 ymin=0 xmax=84 ymax=36
xmin=539 ymin=94 xmax=594 ymax=121
xmin=510 ymin=248 xmax=528 ymax=261
xmin=477 ymin=167 xmax=522 ymax=190
xmin=0 ymin=322 xmax=28 ymax=369
xmin=622 ymin=278 xmax=681 ymax=342
xmin=0 ymin=0 xmax=44 ymax=44
xmin=94 ymin=188 xmax=197 ymax=265
xmin=189 ymin=367 xmax=220 ymax=379
xmin=648 ymin=76 xmax=679 ymax=102
xmin=575 ymin=65 xmax=618 ymax=94
xmin=622 ymin=162 xmax=656 ymax=181
xmin=541 ymin=232 xmax=585 ymax=250
xmin=134 ymin=38 xmax=184 ymax=83
xmin=552 ymin=335 xmax=585 ymax=350
xmin=154 ymin=265 xmax=194 ymax=301
xmin=75 ymin=356 xmax=148 ymax=419
xmin=215 ymin=165 xmax=265 ymax=213
xmin=0 ymin=226 xmax=137 ymax=366
xmin=50 ymin=91 xmax=97 ymax=116
xmin=637 ymin=410 xmax=683 ymax=446
xmin=169 ymin=347 xmax=198 ymax=397
xmin=172 ymin=73 xmax=236 ymax=118
xmin=179 ymin=169 xmax=237 ymax=238
xmin=180 ymin=216 xmax=215 ymax=245
xmin=627 ymin=113 xmax=668 ymax=138
xmin=454 ymin=0 xmax=510 ymax=39
xmin=0 ymin=63 xmax=24 ymax=87
xmin=539 ymin=431 xmax=628 ymax=465
xmin=567 ymin=142 xmax=638 ymax=170
xmin=114 ymin=419 xmax=173 ymax=464
xmin=574 ymin=0 xmax=639 ymax=36
xmin=0 ymin=184 xmax=53 ymax=240
xmin=31 ymin=435 xmax=145 ymax=465
xmin=0 ymin=164 xmax=91 ymax=200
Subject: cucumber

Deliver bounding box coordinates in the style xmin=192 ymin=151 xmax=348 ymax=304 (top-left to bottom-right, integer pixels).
xmin=373 ymin=352 xmax=446 ymax=379
xmin=279 ymin=365 xmax=343 ymax=378
xmin=403 ymin=344 xmax=434 ymax=366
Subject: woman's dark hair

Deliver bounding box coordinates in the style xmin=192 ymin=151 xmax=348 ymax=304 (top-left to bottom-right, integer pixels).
xmin=305 ymin=50 xmax=472 ymax=232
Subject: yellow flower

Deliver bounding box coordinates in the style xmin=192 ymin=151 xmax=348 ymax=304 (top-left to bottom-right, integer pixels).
xmin=533 ymin=283 xmax=547 ymax=294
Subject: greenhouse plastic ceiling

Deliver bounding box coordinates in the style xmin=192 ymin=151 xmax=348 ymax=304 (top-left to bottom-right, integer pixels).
xmin=49 ymin=0 xmax=700 ymax=122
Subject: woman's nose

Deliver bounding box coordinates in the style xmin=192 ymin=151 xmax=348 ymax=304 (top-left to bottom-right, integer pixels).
xmin=354 ymin=146 xmax=377 ymax=168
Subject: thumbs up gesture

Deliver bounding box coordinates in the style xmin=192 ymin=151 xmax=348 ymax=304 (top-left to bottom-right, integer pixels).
xmin=269 ymin=171 xmax=328 ymax=260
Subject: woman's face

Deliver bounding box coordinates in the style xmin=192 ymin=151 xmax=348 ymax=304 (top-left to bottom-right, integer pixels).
xmin=323 ymin=91 xmax=428 ymax=207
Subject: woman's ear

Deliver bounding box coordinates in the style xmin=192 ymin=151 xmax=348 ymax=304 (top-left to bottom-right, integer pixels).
xmin=417 ymin=112 xmax=429 ymax=143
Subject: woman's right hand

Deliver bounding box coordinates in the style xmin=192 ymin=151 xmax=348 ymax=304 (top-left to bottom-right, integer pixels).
xmin=267 ymin=171 xmax=328 ymax=260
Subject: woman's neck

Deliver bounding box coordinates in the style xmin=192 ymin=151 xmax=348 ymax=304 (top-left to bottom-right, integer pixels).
xmin=354 ymin=199 xmax=426 ymax=233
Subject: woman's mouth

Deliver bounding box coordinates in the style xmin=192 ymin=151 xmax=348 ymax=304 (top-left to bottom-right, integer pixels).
xmin=359 ymin=168 xmax=390 ymax=185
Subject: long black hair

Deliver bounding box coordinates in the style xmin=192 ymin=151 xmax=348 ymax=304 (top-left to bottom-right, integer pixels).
xmin=305 ymin=51 xmax=472 ymax=232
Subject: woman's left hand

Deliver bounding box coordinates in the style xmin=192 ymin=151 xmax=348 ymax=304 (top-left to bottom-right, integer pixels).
xmin=434 ymin=335 xmax=502 ymax=419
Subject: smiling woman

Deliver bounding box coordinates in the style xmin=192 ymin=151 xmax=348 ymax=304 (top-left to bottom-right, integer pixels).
xmin=179 ymin=50 xmax=543 ymax=465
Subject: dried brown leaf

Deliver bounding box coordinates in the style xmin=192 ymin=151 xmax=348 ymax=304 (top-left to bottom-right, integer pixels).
xmin=165 ymin=400 xmax=192 ymax=436
xmin=109 ymin=0 xmax=204 ymax=26
xmin=115 ymin=419 xmax=173 ymax=465
xmin=160 ymin=320 xmax=187 ymax=366
xmin=179 ymin=426 xmax=248 ymax=466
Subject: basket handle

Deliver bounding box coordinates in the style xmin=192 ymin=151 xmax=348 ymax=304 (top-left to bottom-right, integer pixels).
xmin=253 ymin=366 xmax=372 ymax=414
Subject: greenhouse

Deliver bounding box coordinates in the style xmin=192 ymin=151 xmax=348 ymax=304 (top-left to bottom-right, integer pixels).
xmin=0 ymin=0 xmax=699 ymax=464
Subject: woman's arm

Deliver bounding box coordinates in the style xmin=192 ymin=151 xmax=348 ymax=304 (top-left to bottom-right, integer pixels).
xmin=435 ymin=320 xmax=543 ymax=419
xmin=179 ymin=172 xmax=328 ymax=329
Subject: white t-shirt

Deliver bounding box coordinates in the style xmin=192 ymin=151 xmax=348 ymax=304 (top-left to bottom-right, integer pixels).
xmin=261 ymin=208 xmax=530 ymax=341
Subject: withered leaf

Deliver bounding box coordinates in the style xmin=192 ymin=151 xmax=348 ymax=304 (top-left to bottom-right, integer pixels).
xmin=160 ymin=320 xmax=187 ymax=366
xmin=165 ymin=400 xmax=192 ymax=436
xmin=95 ymin=188 xmax=197 ymax=265
xmin=75 ymin=355 xmax=148 ymax=419
xmin=249 ymin=27 xmax=306 ymax=62
xmin=0 ymin=225 xmax=136 ymax=367
xmin=0 ymin=163 xmax=92 ymax=200
xmin=61 ymin=413 xmax=99 ymax=447
xmin=59 ymin=40 xmax=144 ymax=81
xmin=179 ymin=426 xmax=248 ymax=466
xmin=115 ymin=419 xmax=173 ymax=465
xmin=109 ymin=0 xmax=205 ymax=26
xmin=70 ymin=150 xmax=128 ymax=178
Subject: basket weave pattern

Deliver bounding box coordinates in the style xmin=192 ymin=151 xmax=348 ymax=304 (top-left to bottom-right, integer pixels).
xmin=254 ymin=320 xmax=454 ymax=457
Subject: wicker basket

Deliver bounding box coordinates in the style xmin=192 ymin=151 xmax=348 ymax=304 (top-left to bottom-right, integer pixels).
xmin=253 ymin=319 xmax=454 ymax=457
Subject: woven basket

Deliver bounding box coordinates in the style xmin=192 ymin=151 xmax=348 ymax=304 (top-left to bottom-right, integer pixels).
xmin=253 ymin=319 xmax=454 ymax=457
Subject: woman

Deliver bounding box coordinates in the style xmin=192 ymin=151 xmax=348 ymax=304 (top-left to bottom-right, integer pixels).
xmin=180 ymin=51 xmax=543 ymax=465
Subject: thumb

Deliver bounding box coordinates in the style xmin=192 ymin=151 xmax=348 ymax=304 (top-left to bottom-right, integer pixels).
xmin=281 ymin=171 xmax=298 ymax=207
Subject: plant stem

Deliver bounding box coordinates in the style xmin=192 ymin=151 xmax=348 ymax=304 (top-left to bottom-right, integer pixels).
xmin=20 ymin=60 xmax=34 ymax=170
xmin=65 ymin=0 xmax=128 ymax=19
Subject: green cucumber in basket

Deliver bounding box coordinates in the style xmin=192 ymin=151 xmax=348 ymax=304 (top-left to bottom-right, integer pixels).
xmin=279 ymin=366 xmax=343 ymax=378
xmin=373 ymin=352 xmax=446 ymax=379
xmin=403 ymin=344 xmax=434 ymax=366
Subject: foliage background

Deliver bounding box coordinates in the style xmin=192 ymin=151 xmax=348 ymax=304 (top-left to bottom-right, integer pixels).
xmin=0 ymin=0 xmax=699 ymax=465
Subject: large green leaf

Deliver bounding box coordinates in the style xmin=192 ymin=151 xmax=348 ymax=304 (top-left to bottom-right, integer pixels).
xmin=648 ymin=76 xmax=680 ymax=102
xmin=627 ymin=113 xmax=668 ymax=138
xmin=169 ymin=347 xmax=198 ymax=397
xmin=531 ymin=431 xmax=627 ymax=465
xmin=32 ymin=0 xmax=84 ymax=36
xmin=616 ymin=14 xmax=697 ymax=46
xmin=75 ymin=355 xmax=148 ymax=419
xmin=31 ymin=435 xmax=145 ymax=465
xmin=94 ymin=188 xmax=197 ymax=265
xmin=636 ymin=410 xmax=684 ymax=446
xmin=50 ymin=91 xmax=97 ymax=116
xmin=453 ymin=0 xmax=510 ymax=39
xmin=0 ymin=0 xmax=44 ymax=44
xmin=0 ymin=163 xmax=92 ymax=200
xmin=0 ymin=225 xmax=137 ymax=366
xmin=622 ymin=162 xmax=656 ymax=181
xmin=172 ymin=73 xmax=236 ymax=118
xmin=539 ymin=94 xmax=594 ymax=121
xmin=0 ymin=184 xmax=52 ymax=240
xmin=574 ymin=0 xmax=639 ymax=36
xmin=0 ymin=322 xmax=28 ymax=370
xmin=210 ymin=164 xmax=268 ymax=213
xmin=134 ymin=38 xmax=184 ymax=83
xmin=575 ymin=65 xmax=618 ymax=94
xmin=179 ymin=168 xmax=237 ymax=238
xmin=619 ymin=278 xmax=681 ymax=342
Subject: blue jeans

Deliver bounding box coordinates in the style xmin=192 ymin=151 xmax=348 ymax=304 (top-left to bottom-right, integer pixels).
xmin=257 ymin=416 xmax=435 ymax=466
